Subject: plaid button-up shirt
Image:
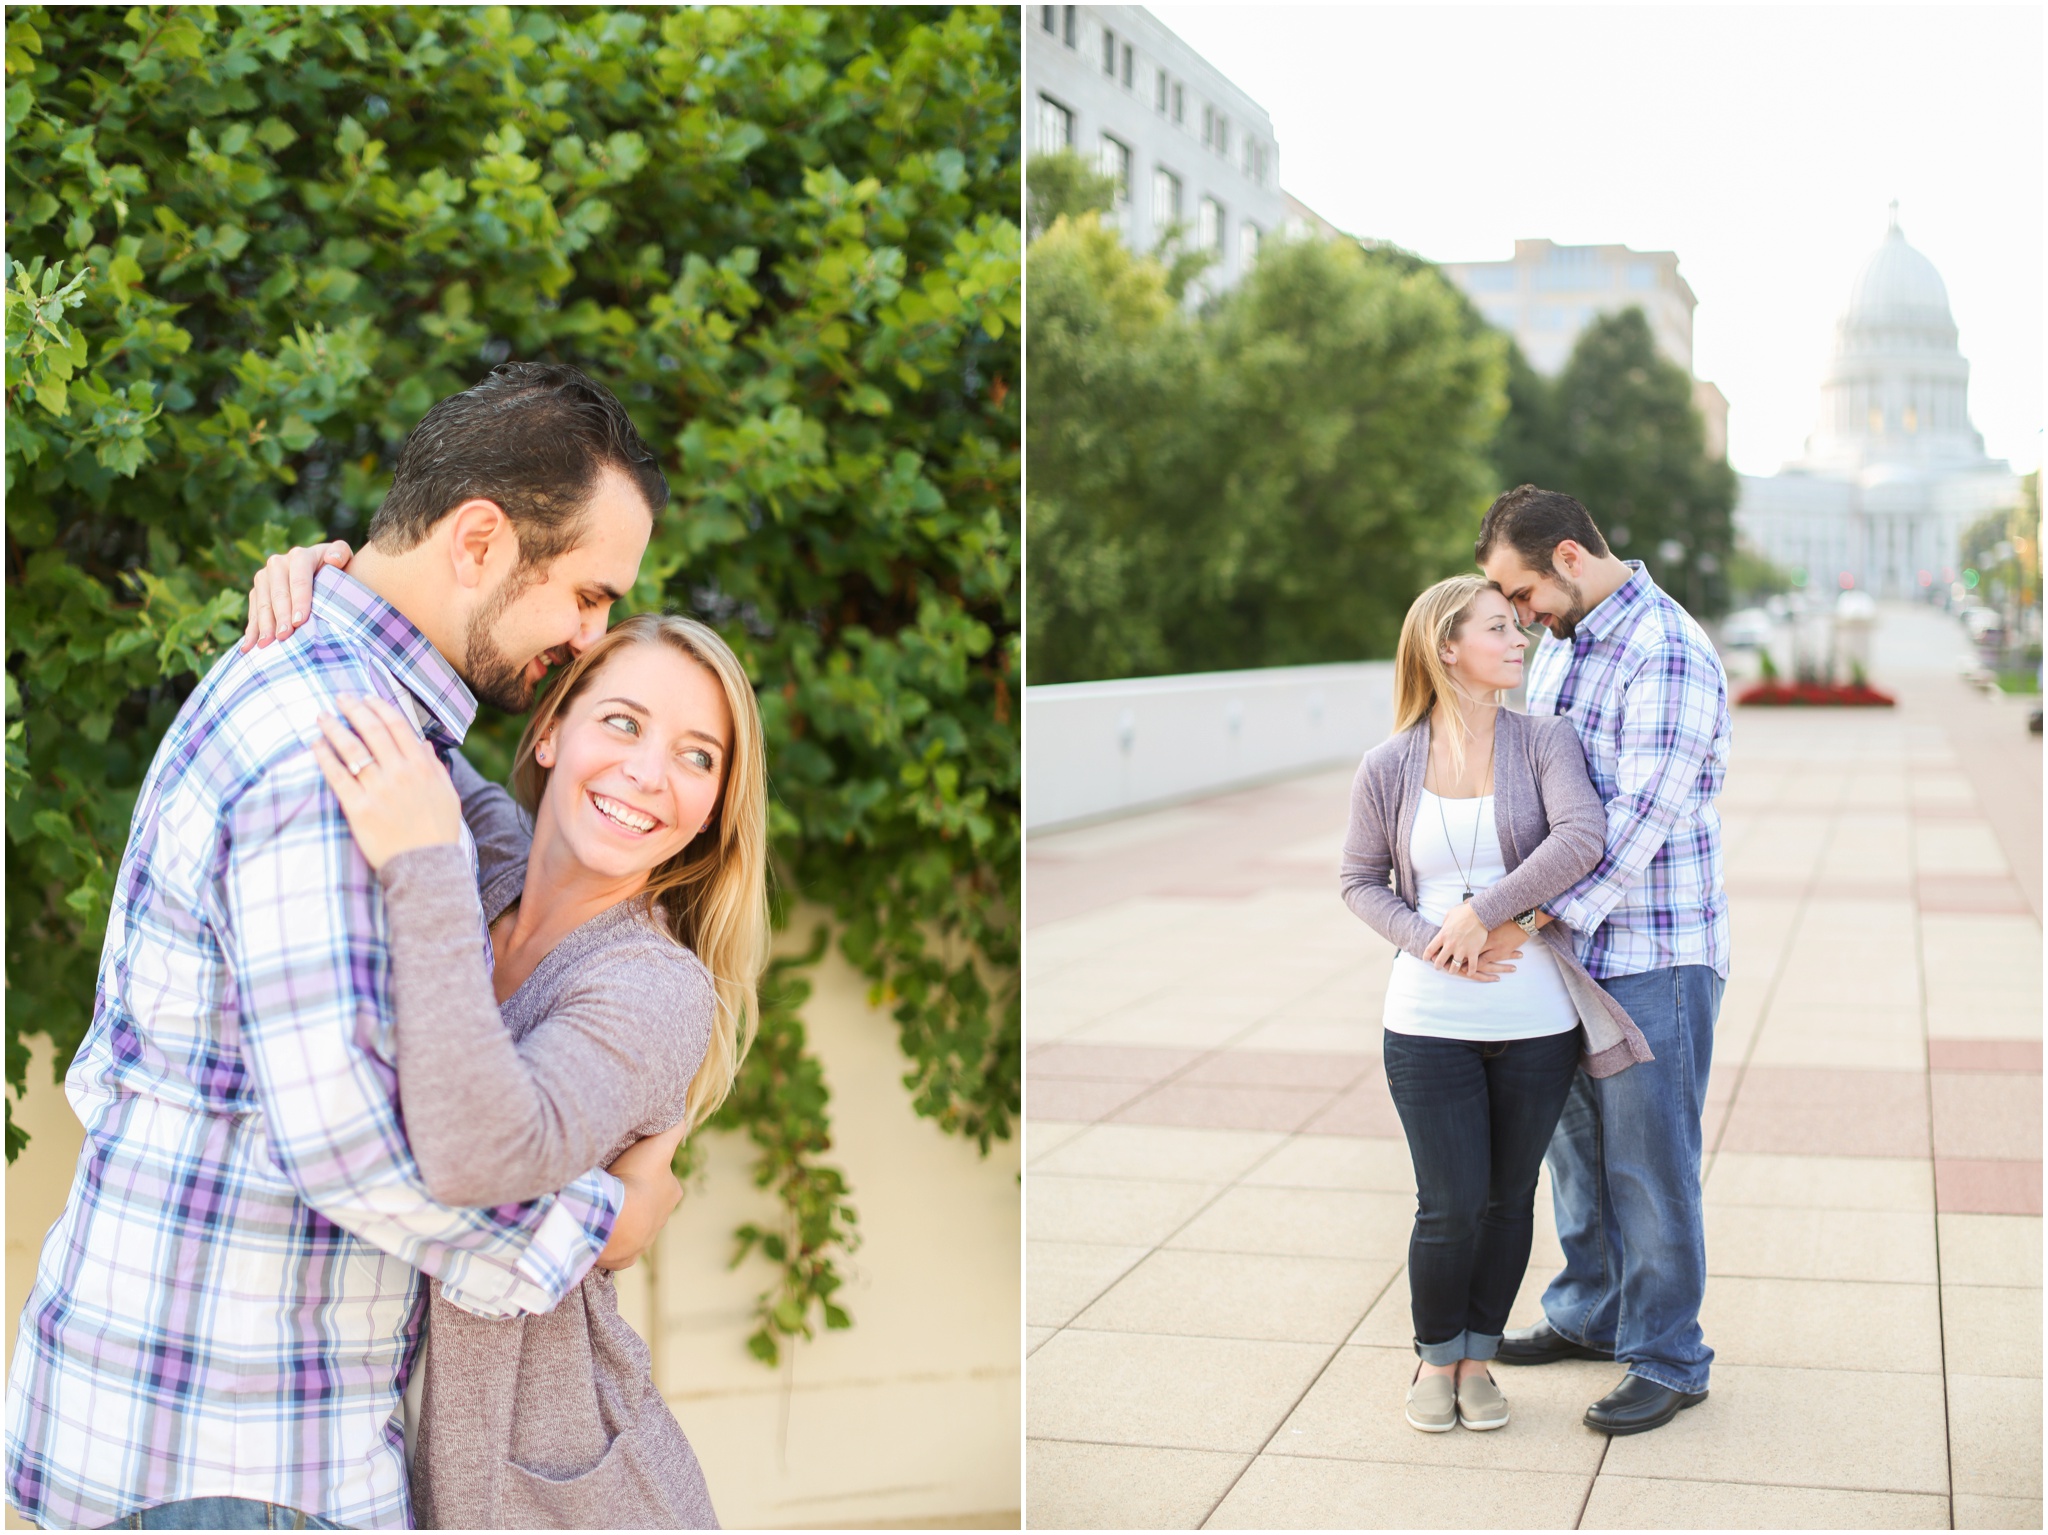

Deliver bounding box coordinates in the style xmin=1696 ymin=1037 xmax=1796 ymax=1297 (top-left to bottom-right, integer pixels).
xmin=1524 ymin=561 xmax=1731 ymax=981
xmin=6 ymin=569 xmax=620 ymax=1531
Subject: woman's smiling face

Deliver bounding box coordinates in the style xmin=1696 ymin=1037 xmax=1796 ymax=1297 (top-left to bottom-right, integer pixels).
xmin=1443 ymin=588 xmax=1528 ymax=695
xmin=533 ymin=639 xmax=733 ymax=882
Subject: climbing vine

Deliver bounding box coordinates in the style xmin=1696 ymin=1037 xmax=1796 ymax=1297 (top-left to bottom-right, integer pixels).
xmin=4 ymin=4 xmax=1019 ymax=1366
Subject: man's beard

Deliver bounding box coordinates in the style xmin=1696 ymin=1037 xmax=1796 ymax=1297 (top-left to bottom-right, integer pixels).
xmin=462 ymin=565 xmax=551 ymax=713
xmin=1542 ymin=571 xmax=1590 ymax=642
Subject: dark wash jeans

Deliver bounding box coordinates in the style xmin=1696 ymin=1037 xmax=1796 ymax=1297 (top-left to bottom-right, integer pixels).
xmin=105 ymin=1499 xmax=347 ymax=1529
xmin=1540 ymin=964 xmax=1723 ymax=1394
xmin=1382 ymin=1027 xmax=1584 ymax=1364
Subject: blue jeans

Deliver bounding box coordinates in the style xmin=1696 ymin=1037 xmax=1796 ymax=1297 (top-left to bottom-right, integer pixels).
xmin=1382 ymin=1027 xmax=1585 ymax=1365
xmin=108 ymin=1499 xmax=346 ymax=1529
xmin=1540 ymin=964 xmax=1723 ymax=1394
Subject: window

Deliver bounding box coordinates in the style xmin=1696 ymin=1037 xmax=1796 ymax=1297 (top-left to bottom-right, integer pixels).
xmin=1868 ymin=406 xmax=1884 ymax=434
xmin=1156 ymin=68 xmax=1168 ymax=112
xmin=1903 ymin=404 xmax=1918 ymax=434
xmin=1239 ymin=221 xmax=1260 ymax=269
xmin=1627 ymin=262 xmax=1657 ymax=290
xmin=1122 ymin=43 xmax=1133 ymax=88
xmin=1101 ymin=25 xmax=1115 ymax=74
xmin=1465 ymin=266 xmax=1516 ymax=292
xmin=1217 ymin=116 xmax=1230 ymax=158
xmin=1482 ymin=303 xmax=1519 ymax=330
xmin=1199 ymin=195 xmax=1224 ymax=254
xmin=1063 ymin=5 xmax=1075 ymax=46
xmin=1244 ymin=139 xmax=1268 ymax=187
xmin=1152 ymin=167 xmax=1182 ymax=229
xmin=1535 ymin=244 xmax=1600 ymax=290
xmin=1041 ymin=6 xmax=1056 ymax=33
xmin=1172 ymin=83 xmax=1184 ymax=124
xmin=1098 ymin=135 xmax=1131 ymax=209
xmin=1202 ymin=104 xmax=1214 ymax=149
xmin=1036 ymin=95 xmax=1072 ymax=153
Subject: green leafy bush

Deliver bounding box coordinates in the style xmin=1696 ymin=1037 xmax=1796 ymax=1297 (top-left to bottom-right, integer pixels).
xmin=5 ymin=3 xmax=1019 ymax=1368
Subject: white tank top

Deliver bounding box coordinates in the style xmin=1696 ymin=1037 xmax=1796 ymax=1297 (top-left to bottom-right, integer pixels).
xmin=1381 ymin=790 xmax=1579 ymax=1042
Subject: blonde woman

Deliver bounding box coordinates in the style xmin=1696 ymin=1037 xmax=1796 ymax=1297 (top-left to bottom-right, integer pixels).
xmin=251 ymin=552 xmax=766 ymax=1527
xmin=1339 ymin=575 xmax=1650 ymax=1435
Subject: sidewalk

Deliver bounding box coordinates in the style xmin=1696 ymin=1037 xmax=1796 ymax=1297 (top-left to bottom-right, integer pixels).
xmin=1023 ymin=604 xmax=2041 ymax=1530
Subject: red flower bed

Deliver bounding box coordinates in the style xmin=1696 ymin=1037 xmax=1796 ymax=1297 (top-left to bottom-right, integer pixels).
xmin=1736 ymin=681 xmax=1895 ymax=707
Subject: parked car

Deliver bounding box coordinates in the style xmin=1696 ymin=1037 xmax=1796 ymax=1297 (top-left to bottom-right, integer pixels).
xmin=1720 ymin=608 xmax=1774 ymax=649
xmin=1960 ymin=605 xmax=2003 ymax=643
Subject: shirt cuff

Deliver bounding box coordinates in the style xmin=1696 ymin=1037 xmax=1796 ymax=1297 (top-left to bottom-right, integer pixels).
xmin=436 ymin=1168 xmax=623 ymax=1319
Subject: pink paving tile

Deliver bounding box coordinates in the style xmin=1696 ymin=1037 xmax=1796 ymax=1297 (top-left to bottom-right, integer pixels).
xmin=1717 ymin=1065 xmax=1930 ymax=1158
xmin=1935 ymin=1158 xmax=2044 ymax=1216
xmin=1110 ymin=1081 xmax=1337 ymax=1132
xmin=1302 ymin=1070 xmax=1406 ymax=1139
xmin=1026 ymin=1077 xmax=1149 ymax=1124
xmin=1917 ymin=875 xmax=2033 ymax=914
xmin=1026 ymin=1042 xmax=1205 ymax=1083
xmin=1927 ymin=1040 xmax=2043 ymax=1074
xmin=1931 ymin=1073 xmax=2043 ymax=1161
xmin=1181 ymin=1050 xmax=1379 ymax=1091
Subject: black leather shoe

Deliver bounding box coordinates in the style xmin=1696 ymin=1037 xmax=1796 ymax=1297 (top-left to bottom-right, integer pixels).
xmin=1583 ymin=1373 xmax=1707 ymax=1435
xmin=1495 ymin=1320 xmax=1615 ymax=1365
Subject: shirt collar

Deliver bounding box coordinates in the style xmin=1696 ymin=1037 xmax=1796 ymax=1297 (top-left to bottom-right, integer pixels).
xmin=1575 ymin=560 xmax=1653 ymax=644
xmin=310 ymin=565 xmax=478 ymax=744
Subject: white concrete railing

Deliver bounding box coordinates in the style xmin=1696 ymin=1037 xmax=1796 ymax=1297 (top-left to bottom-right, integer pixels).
xmin=1025 ymin=661 xmax=1397 ymax=832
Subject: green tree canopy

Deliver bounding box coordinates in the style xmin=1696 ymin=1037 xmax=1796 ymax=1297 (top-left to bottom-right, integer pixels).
xmin=1495 ymin=308 xmax=1738 ymax=614
xmin=1025 ymin=218 xmax=1508 ymax=683
xmin=5 ymin=3 xmax=1019 ymax=1367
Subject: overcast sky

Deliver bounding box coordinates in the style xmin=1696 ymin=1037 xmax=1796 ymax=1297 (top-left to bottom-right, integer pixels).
xmin=1147 ymin=3 xmax=2044 ymax=479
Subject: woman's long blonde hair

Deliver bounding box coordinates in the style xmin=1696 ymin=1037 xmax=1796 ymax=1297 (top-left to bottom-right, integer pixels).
xmin=511 ymin=613 xmax=769 ymax=1133
xmin=1391 ymin=574 xmax=1509 ymax=782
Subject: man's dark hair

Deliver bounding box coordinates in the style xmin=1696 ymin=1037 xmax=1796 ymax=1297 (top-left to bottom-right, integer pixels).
xmin=1473 ymin=484 xmax=1610 ymax=574
xmin=367 ymin=362 xmax=669 ymax=567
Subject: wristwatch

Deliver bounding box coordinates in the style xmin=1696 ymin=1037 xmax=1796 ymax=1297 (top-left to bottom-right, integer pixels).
xmin=1514 ymin=908 xmax=1540 ymax=935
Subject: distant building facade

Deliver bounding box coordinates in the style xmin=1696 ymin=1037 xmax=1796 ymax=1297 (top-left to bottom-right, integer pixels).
xmin=1442 ymin=239 xmax=1730 ymax=461
xmin=1027 ymin=5 xmax=1288 ymax=294
xmin=1736 ymin=209 xmax=2021 ymax=599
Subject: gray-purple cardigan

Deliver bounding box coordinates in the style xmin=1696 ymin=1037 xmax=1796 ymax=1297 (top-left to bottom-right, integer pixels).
xmin=1339 ymin=707 xmax=1654 ymax=1077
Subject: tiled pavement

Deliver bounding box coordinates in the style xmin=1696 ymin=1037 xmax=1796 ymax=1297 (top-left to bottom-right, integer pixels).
xmin=1023 ymin=605 xmax=2042 ymax=1531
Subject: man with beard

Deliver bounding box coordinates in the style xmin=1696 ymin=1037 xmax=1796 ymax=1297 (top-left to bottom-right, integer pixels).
xmin=6 ymin=364 xmax=685 ymax=1531
xmin=1471 ymin=483 xmax=1731 ymax=1438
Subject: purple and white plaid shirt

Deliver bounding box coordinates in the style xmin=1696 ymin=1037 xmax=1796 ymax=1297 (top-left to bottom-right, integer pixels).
xmin=1524 ymin=561 xmax=1731 ymax=980
xmin=6 ymin=568 xmax=620 ymax=1531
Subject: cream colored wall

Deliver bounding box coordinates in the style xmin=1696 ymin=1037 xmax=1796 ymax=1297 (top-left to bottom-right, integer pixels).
xmin=4 ymin=914 xmax=1020 ymax=1530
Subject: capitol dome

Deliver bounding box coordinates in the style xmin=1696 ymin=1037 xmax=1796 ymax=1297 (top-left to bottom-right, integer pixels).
xmin=1844 ymin=206 xmax=1953 ymax=326
xmin=1798 ymin=204 xmax=1980 ymax=475
xmin=1737 ymin=203 xmax=2019 ymax=603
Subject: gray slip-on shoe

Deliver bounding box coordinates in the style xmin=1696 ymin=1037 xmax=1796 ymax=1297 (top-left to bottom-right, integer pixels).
xmin=1406 ymin=1369 xmax=1458 ymax=1433
xmin=1457 ymin=1369 xmax=1510 ymax=1430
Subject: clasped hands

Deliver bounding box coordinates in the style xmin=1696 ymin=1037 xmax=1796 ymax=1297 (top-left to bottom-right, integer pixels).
xmin=1421 ymin=900 xmax=1529 ymax=984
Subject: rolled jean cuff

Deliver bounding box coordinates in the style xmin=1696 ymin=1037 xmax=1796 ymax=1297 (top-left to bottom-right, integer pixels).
xmin=1463 ymin=1330 xmax=1502 ymax=1361
xmin=1416 ymin=1331 xmax=1468 ymax=1365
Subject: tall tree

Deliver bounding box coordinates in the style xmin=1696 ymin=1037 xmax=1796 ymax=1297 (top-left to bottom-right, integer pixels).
xmin=1025 ymin=227 xmax=1508 ymax=682
xmin=1023 ymin=213 xmax=1194 ymax=682
xmin=1170 ymin=238 xmax=1508 ymax=670
xmin=1497 ymin=308 xmax=1737 ymax=614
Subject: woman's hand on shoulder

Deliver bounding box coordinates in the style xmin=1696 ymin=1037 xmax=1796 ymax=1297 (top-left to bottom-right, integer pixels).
xmin=310 ymin=694 xmax=463 ymax=871
xmin=241 ymin=540 xmax=353 ymax=652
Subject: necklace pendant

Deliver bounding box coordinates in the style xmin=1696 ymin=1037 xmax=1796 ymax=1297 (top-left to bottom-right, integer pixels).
xmin=1461 ymin=889 xmax=1472 ymax=902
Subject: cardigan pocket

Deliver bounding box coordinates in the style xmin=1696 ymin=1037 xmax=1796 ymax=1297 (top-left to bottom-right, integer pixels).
xmin=502 ymin=1416 xmax=670 ymax=1529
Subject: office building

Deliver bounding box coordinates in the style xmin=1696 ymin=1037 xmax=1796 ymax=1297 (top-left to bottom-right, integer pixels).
xmin=1028 ymin=5 xmax=1288 ymax=294
xmin=1443 ymin=239 xmax=1730 ymax=461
